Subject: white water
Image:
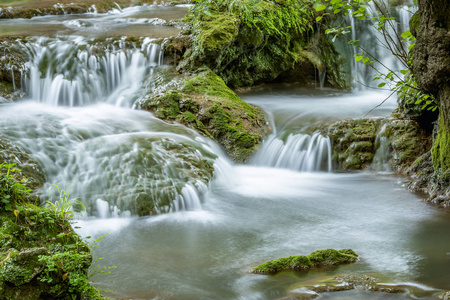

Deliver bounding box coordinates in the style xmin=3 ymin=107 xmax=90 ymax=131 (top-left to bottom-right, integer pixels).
xmin=20 ymin=37 xmax=162 ymax=107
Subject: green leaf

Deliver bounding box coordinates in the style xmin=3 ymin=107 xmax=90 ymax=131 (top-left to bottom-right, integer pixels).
xmin=400 ymin=30 xmax=412 ymax=39
xmin=316 ymin=4 xmax=327 ymax=11
xmin=316 ymin=16 xmax=323 ymax=22
xmin=400 ymin=69 xmax=409 ymax=75
xmin=378 ymin=82 xmax=386 ymax=88
xmin=355 ymin=55 xmax=363 ymax=62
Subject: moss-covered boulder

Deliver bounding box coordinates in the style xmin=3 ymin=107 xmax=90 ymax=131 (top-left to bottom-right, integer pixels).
xmin=252 ymin=248 xmax=358 ymax=275
xmin=123 ymin=136 xmax=216 ymax=216
xmin=170 ymin=0 xmax=347 ymax=88
xmin=139 ymin=67 xmax=268 ymax=162
xmin=327 ymin=119 xmax=377 ymax=170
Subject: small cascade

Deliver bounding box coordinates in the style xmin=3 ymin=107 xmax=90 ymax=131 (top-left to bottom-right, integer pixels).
xmin=371 ymin=123 xmax=392 ymax=172
xmin=252 ymin=132 xmax=332 ymax=172
xmin=20 ymin=37 xmax=163 ymax=107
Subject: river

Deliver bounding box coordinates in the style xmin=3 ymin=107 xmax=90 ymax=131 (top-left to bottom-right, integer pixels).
xmin=0 ymin=4 xmax=449 ymax=300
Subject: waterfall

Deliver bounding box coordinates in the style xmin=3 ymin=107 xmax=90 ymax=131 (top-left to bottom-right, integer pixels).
xmin=343 ymin=0 xmax=417 ymax=88
xmin=252 ymin=133 xmax=332 ymax=172
xmin=20 ymin=37 xmax=163 ymax=107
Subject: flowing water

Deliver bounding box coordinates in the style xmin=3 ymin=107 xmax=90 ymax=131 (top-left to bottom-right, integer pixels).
xmin=1 ymin=3 xmax=450 ymax=300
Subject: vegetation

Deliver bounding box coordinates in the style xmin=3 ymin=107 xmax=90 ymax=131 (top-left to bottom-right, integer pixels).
xmin=177 ymin=0 xmax=347 ymax=88
xmin=314 ymin=0 xmax=436 ymax=116
xmin=253 ymin=248 xmax=358 ymax=275
xmin=0 ymin=163 xmax=105 ymax=299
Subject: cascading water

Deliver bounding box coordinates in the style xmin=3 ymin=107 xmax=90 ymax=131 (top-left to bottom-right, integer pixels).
xmin=0 ymin=36 xmax=220 ymax=217
xmin=252 ymin=133 xmax=332 ymax=172
xmin=20 ymin=37 xmax=163 ymax=107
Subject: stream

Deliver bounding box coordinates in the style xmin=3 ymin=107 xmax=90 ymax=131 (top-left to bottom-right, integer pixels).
xmin=0 ymin=4 xmax=449 ymax=300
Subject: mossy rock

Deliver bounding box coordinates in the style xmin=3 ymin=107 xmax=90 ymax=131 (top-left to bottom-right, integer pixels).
xmin=174 ymin=0 xmax=347 ymax=88
xmin=326 ymin=119 xmax=377 ymax=170
xmin=139 ymin=67 xmax=268 ymax=162
xmin=252 ymin=248 xmax=358 ymax=275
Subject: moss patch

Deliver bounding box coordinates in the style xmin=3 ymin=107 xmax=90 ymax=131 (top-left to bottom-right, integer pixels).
xmin=432 ymin=112 xmax=450 ymax=172
xmin=139 ymin=67 xmax=268 ymax=162
xmin=252 ymin=248 xmax=358 ymax=275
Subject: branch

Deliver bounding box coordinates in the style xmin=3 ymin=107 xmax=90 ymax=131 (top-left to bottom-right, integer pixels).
xmin=364 ymin=89 xmax=397 ymax=117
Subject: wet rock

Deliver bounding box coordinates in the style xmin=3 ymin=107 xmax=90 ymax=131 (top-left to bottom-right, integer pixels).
xmin=324 ymin=117 xmax=430 ymax=172
xmin=440 ymin=291 xmax=450 ymax=300
xmin=327 ymin=119 xmax=377 ymax=170
xmin=139 ymin=67 xmax=268 ymax=163
xmin=252 ymin=249 xmax=358 ymax=275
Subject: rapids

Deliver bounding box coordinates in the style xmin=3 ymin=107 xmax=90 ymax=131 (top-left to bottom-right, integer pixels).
xmin=0 ymin=3 xmax=449 ymax=300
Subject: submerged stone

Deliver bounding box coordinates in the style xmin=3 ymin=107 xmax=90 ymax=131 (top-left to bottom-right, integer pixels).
xmin=252 ymin=249 xmax=358 ymax=275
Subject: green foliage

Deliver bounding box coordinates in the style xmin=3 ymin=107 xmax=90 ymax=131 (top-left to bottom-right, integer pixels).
xmin=44 ymin=184 xmax=86 ymax=221
xmin=0 ymin=163 xmax=31 ymax=211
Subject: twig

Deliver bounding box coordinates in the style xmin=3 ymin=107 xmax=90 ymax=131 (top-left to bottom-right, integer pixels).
xmin=364 ymin=89 xmax=397 ymax=117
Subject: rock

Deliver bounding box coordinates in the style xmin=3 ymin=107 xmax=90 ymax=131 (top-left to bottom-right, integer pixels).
xmin=252 ymin=249 xmax=358 ymax=275
xmin=139 ymin=67 xmax=268 ymax=162
xmin=172 ymin=0 xmax=348 ymax=88
xmin=324 ymin=117 xmax=430 ymax=172
xmin=440 ymin=291 xmax=450 ymax=300
xmin=327 ymin=119 xmax=377 ymax=170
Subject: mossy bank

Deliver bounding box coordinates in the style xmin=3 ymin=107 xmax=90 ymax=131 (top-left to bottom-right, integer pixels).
xmin=0 ymin=142 xmax=103 ymax=299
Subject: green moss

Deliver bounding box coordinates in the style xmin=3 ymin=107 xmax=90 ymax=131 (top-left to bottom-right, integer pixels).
xmin=409 ymin=12 xmax=420 ymax=37
xmin=253 ymin=248 xmax=358 ymax=275
xmin=432 ymin=113 xmax=450 ymax=171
